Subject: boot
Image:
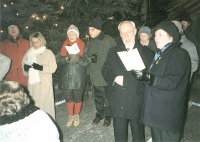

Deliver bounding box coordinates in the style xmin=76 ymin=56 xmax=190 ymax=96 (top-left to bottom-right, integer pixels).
xmin=73 ymin=115 xmax=80 ymax=127
xmin=66 ymin=115 xmax=74 ymax=127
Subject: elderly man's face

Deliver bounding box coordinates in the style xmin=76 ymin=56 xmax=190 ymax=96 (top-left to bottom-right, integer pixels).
xmin=119 ymin=22 xmax=137 ymax=46
xmin=8 ymin=25 xmax=20 ymax=38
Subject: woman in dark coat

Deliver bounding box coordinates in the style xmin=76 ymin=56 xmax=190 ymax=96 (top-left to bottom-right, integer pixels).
xmin=57 ymin=25 xmax=90 ymax=127
xmin=132 ymin=21 xmax=191 ymax=142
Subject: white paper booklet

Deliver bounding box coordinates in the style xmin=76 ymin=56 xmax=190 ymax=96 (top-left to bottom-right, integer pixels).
xmin=117 ymin=48 xmax=145 ymax=71
xmin=65 ymin=43 xmax=80 ymax=54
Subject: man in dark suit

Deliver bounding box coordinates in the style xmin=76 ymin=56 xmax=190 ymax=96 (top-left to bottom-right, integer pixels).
xmin=101 ymin=21 xmax=154 ymax=142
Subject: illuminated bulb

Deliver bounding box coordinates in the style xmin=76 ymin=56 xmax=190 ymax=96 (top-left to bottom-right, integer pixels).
xmin=3 ymin=4 xmax=7 ymax=7
xmin=11 ymin=2 xmax=14 ymax=5
xmin=43 ymin=15 xmax=47 ymax=20
xmin=61 ymin=6 xmax=64 ymax=10
xmin=36 ymin=17 xmax=39 ymax=20
xmin=16 ymin=13 xmax=19 ymax=16
xmin=55 ymin=23 xmax=58 ymax=26
xmin=26 ymin=26 xmax=29 ymax=29
xmin=0 ymin=30 xmax=3 ymax=33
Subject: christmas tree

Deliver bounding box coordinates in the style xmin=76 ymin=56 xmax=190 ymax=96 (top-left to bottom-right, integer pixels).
xmin=1 ymin=0 xmax=143 ymax=53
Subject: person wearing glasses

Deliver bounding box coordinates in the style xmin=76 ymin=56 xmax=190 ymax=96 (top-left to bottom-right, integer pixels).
xmin=87 ymin=17 xmax=117 ymax=127
xmin=0 ymin=22 xmax=30 ymax=86
xmin=102 ymin=21 xmax=154 ymax=142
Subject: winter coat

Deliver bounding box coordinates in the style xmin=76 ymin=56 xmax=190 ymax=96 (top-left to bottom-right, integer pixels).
xmin=23 ymin=49 xmax=57 ymax=120
xmin=102 ymin=41 xmax=154 ymax=119
xmin=0 ymin=35 xmax=30 ymax=86
xmin=0 ymin=54 xmax=11 ymax=80
xmin=142 ymin=42 xmax=191 ymax=132
xmin=87 ymin=32 xmax=117 ymax=86
xmin=57 ymin=45 xmax=90 ymax=90
xmin=180 ymin=35 xmax=199 ymax=78
xmin=184 ymin=28 xmax=200 ymax=57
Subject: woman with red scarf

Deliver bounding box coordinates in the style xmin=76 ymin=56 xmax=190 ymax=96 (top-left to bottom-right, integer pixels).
xmin=57 ymin=25 xmax=90 ymax=127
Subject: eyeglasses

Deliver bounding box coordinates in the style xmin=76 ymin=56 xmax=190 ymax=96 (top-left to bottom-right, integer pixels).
xmin=120 ymin=30 xmax=134 ymax=36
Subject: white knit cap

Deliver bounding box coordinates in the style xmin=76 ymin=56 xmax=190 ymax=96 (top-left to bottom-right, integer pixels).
xmin=67 ymin=25 xmax=80 ymax=37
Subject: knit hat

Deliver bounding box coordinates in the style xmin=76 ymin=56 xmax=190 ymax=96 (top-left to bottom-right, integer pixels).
xmin=67 ymin=25 xmax=80 ymax=37
xmin=7 ymin=21 xmax=21 ymax=33
xmin=89 ymin=17 xmax=104 ymax=30
xmin=179 ymin=13 xmax=192 ymax=23
xmin=154 ymin=21 xmax=180 ymax=42
xmin=171 ymin=20 xmax=183 ymax=33
xmin=138 ymin=26 xmax=152 ymax=37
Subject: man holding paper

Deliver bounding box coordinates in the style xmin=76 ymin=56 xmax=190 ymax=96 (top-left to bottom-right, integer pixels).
xmin=102 ymin=21 xmax=154 ymax=142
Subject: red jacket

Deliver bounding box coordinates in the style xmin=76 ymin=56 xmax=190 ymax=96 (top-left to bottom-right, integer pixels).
xmin=0 ymin=35 xmax=30 ymax=86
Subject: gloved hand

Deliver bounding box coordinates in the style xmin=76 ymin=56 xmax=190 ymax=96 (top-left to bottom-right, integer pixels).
xmin=131 ymin=69 xmax=155 ymax=85
xmin=91 ymin=54 xmax=97 ymax=63
xmin=24 ymin=64 xmax=32 ymax=72
xmin=32 ymin=63 xmax=43 ymax=71
xmin=66 ymin=54 xmax=79 ymax=64
xmin=131 ymin=69 xmax=148 ymax=81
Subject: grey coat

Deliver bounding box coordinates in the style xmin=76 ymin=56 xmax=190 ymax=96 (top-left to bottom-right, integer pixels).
xmin=87 ymin=32 xmax=117 ymax=86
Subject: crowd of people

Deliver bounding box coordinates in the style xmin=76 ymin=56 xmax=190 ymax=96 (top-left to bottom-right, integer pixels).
xmin=0 ymin=13 xmax=199 ymax=141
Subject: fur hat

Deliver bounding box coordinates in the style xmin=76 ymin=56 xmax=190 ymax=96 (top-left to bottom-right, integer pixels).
xmin=89 ymin=17 xmax=104 ymax=30
xmin=67 ymin=25 xmax=80 ymax=37
xmin=154 ymin=21 xmax=180 ymax=42
xmin=138 ymin=26 xmax=152 ymax=37
xmin=7 ymin=21 xmax=21 ymax=33
xmin=171 ymin=20 xmax=183 ymax=33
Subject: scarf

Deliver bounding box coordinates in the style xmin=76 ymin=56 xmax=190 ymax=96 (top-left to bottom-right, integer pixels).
xmin=0 ymin=103 xmax=38 ymax=125
xmin=22 ymin=46 xmax=46 ymax=84
xmin=60 ymin=38 xmax=84 ymax=56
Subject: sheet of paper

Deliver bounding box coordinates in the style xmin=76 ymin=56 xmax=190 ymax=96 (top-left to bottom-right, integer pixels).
xmin=117 ymin=48 xmax=145 ymax=71
xmin=65 ymin=43 xmax=80 ymax=54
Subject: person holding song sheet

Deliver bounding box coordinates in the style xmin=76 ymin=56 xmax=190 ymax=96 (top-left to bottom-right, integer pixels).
xmin=101 ymin=21 xmax=154 ymax=142
xmin=57 ymin=25 xmax=90 ymax=127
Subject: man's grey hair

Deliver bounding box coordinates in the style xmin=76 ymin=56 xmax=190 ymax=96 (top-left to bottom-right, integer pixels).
xmin=118 ymin=21 xmax=136 ymax=31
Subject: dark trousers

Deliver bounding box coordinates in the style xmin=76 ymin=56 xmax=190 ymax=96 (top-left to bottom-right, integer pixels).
xmin=151 ymin=127 xmax=181 ymax=142
xmin=113 ymin=117 xmax=145 ymax=142
xmin=93 ymin=86 xmax=111 ymax=119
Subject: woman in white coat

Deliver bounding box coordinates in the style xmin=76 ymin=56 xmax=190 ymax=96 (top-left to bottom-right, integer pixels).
xmin=22 ymin=32 xmax=57 ymax=120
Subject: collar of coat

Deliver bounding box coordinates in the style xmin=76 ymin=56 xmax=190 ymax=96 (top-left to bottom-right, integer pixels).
xmin=159 ymin=41 xmax=182 ymax=57
xmin=118 ymin=39 xmax=141 ymax=51
xmin=8 ymin=34 xmax=23 ymax=43
xmin=92 ymin=31 xmax=105 ymax=41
